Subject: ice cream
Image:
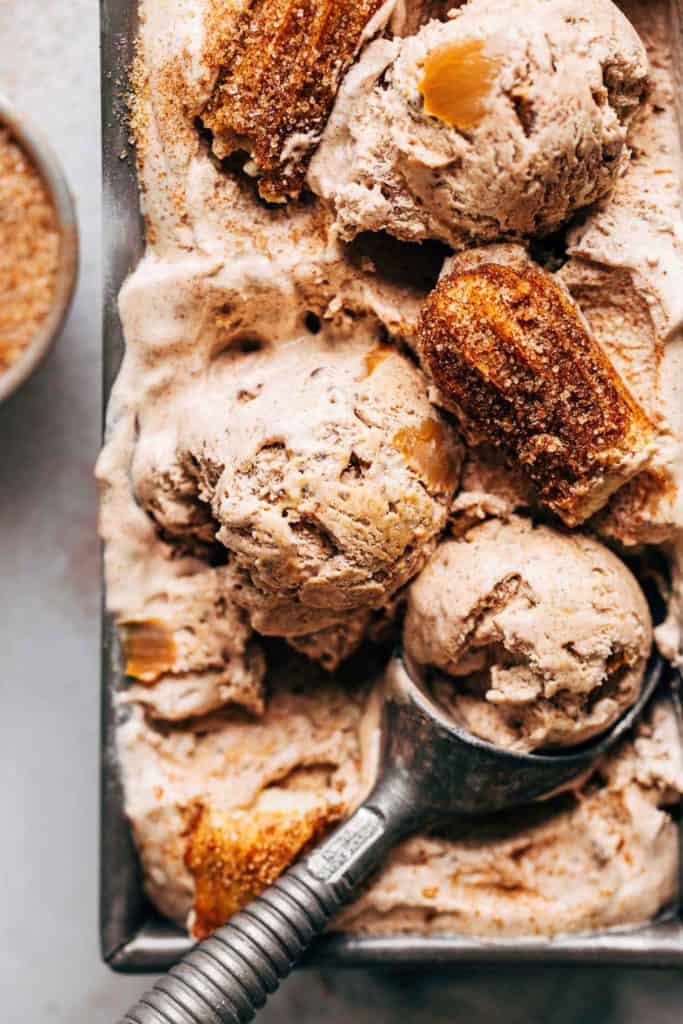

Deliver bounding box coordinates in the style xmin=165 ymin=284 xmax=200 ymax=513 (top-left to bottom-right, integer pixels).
xmin=98 ymin=0 xmax=683 ymax=946
xmin=117 ymin=654 xmax=369 ymax=932
xmin=130 ymin=328 xmax=462 ymax=644
xmin=308 ymin=0 xmax=649 ymax=248
xmin=404 ymin=517 xmax=652 ymax=750
xmin=434 ymin=0 xmax=683 ymax=551
xmin=557 ymin=0 xmax=683 ymax=547
xmin=127 ymin=0 xmax=444 ymax=342
xmin=337 ymin=699 xmax=682 ymax=937
xmin=418 ymin=259 xmax=655 ymax=526
xmin=120 ymin=653 xmax=682 ymax=940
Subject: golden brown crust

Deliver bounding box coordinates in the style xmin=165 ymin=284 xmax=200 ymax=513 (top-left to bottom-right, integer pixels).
xmin=186 ymin=802 xmax=342 ymax=938
xmin=417 ymin=264 xmax=655 ymax=526
xmin=202 ymin=0 xmax=386 ymax=202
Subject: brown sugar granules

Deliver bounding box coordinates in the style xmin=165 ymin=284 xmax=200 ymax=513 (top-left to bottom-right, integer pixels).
xmin=0 ymin=125 xmax=60 ymax=374
xmin=201 ymin=0 xmax=387 ymax=202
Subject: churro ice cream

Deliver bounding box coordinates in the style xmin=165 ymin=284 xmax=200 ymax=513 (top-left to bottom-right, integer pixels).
xmin=131 ymin=328 xmax=461 ymax=644
xmin=120 ymin=656 xmax=682 ymax=941
xmin=308 ymin=0 xmax=648 ymax=247
xmin=98 ymin=0 xmax=683 ymax=945
xmin=404 ymin=516 xmax=652 ymax=750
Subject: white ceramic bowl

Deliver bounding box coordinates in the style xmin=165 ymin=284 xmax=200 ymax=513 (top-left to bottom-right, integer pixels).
xmin=0 ymin=93 xmax=79 ymax=404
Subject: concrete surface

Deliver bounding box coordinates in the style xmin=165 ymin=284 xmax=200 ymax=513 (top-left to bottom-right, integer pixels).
xmin=0 ymin=1 xmax=681 ymax=1021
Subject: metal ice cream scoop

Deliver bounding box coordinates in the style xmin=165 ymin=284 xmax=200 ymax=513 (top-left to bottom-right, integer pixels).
xmin=119 ymin=650 xmax=664 ymax=1024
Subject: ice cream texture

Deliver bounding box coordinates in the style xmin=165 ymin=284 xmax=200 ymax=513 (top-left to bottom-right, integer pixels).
xmin=404 ymin=516 xmax=653 ymax=751
xmin=131 ymin=330 xmax=462 ymax=641
xmin=308 ymin=0 xmax=649 ymax=248
xmin=98 ymin=0 xmax=683 ymax=943
xmin=120 ymin=658 xmax=682 ymax=940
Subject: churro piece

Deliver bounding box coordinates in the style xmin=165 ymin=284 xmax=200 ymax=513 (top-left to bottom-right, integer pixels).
xmin=202 ymin=0 xmax=390 ymax=202
xmin=418 ymin=264 xmax=655 ymax=526
xmin=186 ymin=796 xmax=342 ymax=938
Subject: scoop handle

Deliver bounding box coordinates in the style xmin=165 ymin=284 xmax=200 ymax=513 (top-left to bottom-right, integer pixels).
xmin=119 ymin=800 xmax=406 ymax=1024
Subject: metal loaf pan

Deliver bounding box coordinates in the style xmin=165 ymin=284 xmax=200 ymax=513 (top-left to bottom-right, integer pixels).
xmin=100 ymin=0 xmax=683 ymax=972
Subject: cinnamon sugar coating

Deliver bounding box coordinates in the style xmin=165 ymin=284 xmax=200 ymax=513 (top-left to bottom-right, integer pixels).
xmin=202 ymin=0 xmax=391 ymax=202
xmin=418 ymin=263 xmax=655 ymax=525
xmin=187 ymin=799 xmax=343 ymax=939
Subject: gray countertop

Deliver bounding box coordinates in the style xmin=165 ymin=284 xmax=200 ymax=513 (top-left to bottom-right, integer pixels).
xmin=0 ymin=2 xmax=681 ymax=1021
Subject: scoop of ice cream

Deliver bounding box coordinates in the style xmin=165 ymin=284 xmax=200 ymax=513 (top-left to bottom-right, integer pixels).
xmin=403 ymin=516 xmax=652 ymax=750
xmin=338 ymin=699 xmax=682 ymax=938
xmin=132 ymin=329 xmax=463 ymax=643
xmin=308 ymin=0 xmax=649 ymax=248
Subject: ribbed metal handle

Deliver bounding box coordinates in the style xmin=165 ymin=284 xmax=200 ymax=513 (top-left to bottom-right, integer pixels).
xmin=120 ymin=862 xmax=351 ymax=1023
xmin=118 ymin=804 xmax=403 ymax=1024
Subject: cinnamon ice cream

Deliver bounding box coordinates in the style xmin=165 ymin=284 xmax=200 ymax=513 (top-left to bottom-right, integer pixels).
xmin=99 ymin=0 xmax=683 ymax=946
xmin=118 ymin=657 xmax=368 ymax=932
xmin=338 ymin=699 xmax=682 ymax=937
xmin=120 ymin=654 xmax=682 ymax=940
xmin=440 ymin=0 xmax=683 ymax=552
xmin=308 ymin=0 xmax=649 ymax=248
xmin=404 ymin=516 xmax=652 ymax=750
xmin=130 ymin=328 xmax=462 ymax=642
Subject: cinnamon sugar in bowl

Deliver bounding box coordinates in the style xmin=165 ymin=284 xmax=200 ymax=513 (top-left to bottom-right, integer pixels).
xmin=0 ymin=95 xmax=78 ymax=403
